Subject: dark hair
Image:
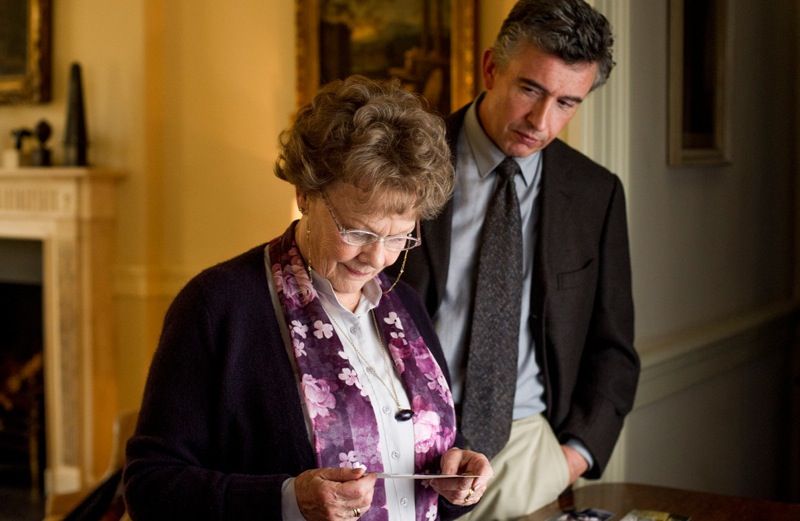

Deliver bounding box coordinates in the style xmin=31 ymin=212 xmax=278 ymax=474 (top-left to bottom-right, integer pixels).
xmin=274 ymin=75 xmax=453 ymax=220
xmin=493 ymin=0 xmax=615 ymax=90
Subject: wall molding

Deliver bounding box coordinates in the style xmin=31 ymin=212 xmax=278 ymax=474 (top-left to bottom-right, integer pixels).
xmin=113 ymin=264 xmax=194 ymax=298
xmin=597 ymin=299 xmax=800 ymax=483
xmin=635 ymin=299 xmax=799 ymax=408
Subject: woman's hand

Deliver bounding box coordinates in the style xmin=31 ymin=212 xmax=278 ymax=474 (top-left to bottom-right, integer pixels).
xmin=295 ymin=467 xmax=377 ymax=520
xmin=430 ymin=448 xmax=493 ymax=506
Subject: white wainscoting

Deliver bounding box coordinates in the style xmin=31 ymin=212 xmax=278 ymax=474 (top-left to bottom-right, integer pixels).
xmin=113 ymin=264 xmax=193 ymax=299
xmin=593 ymin=300 xmax=799 ymax=500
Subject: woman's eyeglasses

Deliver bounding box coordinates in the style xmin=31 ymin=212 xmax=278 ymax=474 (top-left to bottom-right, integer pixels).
xmin=321 ymin=192 xmax=422 ymax=252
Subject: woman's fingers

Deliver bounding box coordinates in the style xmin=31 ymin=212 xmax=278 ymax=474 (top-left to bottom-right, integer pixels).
xmin=295 ymin=468 xmax=376 ymax=520
xmin=431 ymin=448 xmax=494 ymax=505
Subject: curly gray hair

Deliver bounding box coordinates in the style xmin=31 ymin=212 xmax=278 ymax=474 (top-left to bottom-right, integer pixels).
xmin=274 ymin=75 xmax=454 ymax=220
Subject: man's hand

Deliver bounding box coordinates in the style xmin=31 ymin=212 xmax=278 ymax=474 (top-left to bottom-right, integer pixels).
xmin=561 ymin=444 xmax=589 ymax=484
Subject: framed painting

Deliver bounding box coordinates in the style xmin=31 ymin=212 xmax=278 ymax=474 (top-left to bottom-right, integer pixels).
xmin=668 ymin=0 xmax=730 ymax=166
xmin=296 ymin=0 xmax=478 ymax=115
xmin=0 ymin=0 xmax=52 ymax=104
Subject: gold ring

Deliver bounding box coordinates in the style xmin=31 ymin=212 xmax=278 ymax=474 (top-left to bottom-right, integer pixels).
xmin=465 ymin=487 xmax=475 ymax=501
xmin=353 ymin=507 xmax=362 ymax=518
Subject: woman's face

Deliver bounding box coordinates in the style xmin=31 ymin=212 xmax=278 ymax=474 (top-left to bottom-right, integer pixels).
xmin=297 ymin=182 xmax=417 ymax=307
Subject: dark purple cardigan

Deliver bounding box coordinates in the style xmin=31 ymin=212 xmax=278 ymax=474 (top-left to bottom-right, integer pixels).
xmin=123 ymin=243 xmax=472 ymax=520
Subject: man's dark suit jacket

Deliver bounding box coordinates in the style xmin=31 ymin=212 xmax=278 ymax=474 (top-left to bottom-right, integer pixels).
xmin=393 ymin=104 xmax=640 ymax=478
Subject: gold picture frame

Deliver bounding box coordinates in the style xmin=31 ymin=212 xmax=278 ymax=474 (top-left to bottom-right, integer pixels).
xmin=0 ymin=0 xmax=52 ymax=104
xmin=296 ymin=0 xmax=478 ymax=115
xmin=668 ymin=0 xmax=730 ymax=166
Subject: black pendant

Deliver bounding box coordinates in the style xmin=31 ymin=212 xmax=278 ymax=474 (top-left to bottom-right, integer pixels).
xmin=394 ymin=409 xmax=414 ymax=422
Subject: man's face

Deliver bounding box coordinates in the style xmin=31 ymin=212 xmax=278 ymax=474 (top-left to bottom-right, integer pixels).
xmin=478 ymin=43 xmax=598 ymax=158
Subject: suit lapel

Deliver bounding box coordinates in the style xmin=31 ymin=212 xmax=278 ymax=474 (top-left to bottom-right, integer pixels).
xmin=535 ymin=139 xmax=575 ymax=317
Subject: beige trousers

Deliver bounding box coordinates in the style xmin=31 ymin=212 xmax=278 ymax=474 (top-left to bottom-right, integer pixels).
xmin=461 ymin=414 xmax=570 ymax=521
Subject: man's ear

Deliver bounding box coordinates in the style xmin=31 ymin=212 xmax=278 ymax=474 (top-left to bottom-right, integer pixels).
xmin=482 ymin=49 xmax=498 ymax=90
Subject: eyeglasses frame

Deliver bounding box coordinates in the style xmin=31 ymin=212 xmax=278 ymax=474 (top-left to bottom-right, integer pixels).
xmin=319 ymin=191 xmax=422 ymax=252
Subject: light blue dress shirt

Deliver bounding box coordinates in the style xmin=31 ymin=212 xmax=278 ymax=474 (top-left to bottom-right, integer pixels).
xmin=434 ymin=98 xmax=545 ymax=420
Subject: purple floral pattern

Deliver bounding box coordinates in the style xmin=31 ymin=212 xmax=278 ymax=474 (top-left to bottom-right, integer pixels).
xmin=268 ymin=226 xmax=456 ymax=520
xmin=301 ymin=374 xmax=337 ymax=419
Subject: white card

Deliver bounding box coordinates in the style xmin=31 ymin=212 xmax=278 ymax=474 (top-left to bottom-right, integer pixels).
xmin=374 ymin=473 xmax=479 ymax=480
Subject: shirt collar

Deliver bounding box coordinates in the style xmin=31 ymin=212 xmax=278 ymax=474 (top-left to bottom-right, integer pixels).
xmin=463 ymin=93 xmax=541 ymax=186
xmin=311 ymin=270 xmax=382 ymax=317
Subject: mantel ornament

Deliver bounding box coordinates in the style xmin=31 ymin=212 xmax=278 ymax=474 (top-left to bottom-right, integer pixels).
xmin=63 ymin=63 xmax=89 ymax=166
xmin=31 ymin=120 xmax=52 ymax=167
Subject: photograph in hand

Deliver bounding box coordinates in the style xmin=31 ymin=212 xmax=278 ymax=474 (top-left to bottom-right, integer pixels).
xmin=375 ymin=473 xmax=480 ymax=480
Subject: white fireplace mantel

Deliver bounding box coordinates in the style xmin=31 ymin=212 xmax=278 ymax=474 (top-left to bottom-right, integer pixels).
xmin=0 ymin=166 xmax=122 ymax=493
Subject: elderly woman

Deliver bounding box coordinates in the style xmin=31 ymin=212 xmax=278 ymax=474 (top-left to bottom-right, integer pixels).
xmin=124 ymin=76 xmax=492 ymax=521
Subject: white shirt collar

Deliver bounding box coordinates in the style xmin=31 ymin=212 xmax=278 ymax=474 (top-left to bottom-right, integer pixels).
xmin=311 ymin=270 xmax=382 ymax=317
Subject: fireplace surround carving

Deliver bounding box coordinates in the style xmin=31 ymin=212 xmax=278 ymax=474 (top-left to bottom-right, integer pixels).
xmin=0 ymin=167 xmax=120 ymax=494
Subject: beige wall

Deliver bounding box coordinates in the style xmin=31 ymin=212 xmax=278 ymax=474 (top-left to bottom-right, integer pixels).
xmin=479 ymin=0 xmax=515 ymax=61
xmin=0 ymin=0 xmax=512 ymax=470
xmin=1 ymin=0 xmax=299 ymax=469
xmin=628 ymin=0 xmax=797 ymax=340
xmin=620 ymin=0 xmax=798 ymax=499
xmin=0 ymin=0 xmax=517 ymax=416
xmin=122 ymin=0 xmax=300 ymax=408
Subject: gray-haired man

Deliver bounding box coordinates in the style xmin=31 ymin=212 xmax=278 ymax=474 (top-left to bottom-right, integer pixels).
xmin=392 ymin=1 xmax=639 ymax=518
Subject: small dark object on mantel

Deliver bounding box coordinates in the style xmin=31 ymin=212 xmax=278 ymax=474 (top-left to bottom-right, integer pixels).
xmin=63 ymin=62 xmax=89 ymax=166
xmin=11 ymin=128 xmax=32 ymax=151
xmin=30 ymin=120 xmax=52 ymax=167
xmin=8 ymin=128 xmax=32 ymax=167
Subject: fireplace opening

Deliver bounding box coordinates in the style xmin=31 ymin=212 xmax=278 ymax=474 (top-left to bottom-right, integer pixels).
xmin=0 ymin=239 xmax=45 ymax=519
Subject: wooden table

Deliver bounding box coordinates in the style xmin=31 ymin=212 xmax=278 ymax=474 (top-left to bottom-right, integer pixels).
xmin=524 ymin=483 xmax=800 ymax=521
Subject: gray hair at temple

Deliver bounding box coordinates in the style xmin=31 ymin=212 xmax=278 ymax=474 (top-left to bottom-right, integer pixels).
xmin=274 ymin=75 xmax=454 ymax=220
xmin=493 ymin=0 xmax=615 ymax=91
